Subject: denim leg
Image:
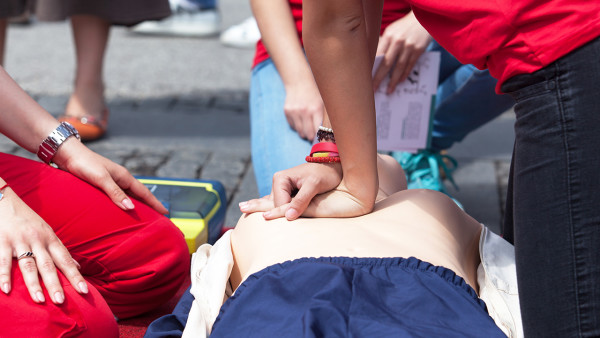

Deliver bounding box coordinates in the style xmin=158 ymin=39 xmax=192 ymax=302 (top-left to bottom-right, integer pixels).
xmin=502 ymin=145 xmax=516 ymax=244
xmin=427 ymin=42 xmax=515 ymax=151
xmin=173 ymin=0 xmax=216 ymax=10
xmin=250 ymin=59 xmax=313 ymax=197
xmin=502 ymin=37 xmax=600 ymax=337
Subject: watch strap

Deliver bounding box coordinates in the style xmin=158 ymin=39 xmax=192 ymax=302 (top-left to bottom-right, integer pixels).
xmin=37 ymin=122 xmax=81 ymax=164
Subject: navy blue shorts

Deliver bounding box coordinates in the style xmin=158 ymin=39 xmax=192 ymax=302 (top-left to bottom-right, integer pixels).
xmin=211 ymin=257 xmax=505 ymax=337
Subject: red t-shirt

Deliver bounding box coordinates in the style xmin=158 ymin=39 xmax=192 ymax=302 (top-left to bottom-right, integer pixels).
xmin=408 ymin=0 xmax=600 ymax=91
xmin=252 ymin=0 xmax=411 ymax=68
xmin=253 ymin=0 xmax=600 ymax=92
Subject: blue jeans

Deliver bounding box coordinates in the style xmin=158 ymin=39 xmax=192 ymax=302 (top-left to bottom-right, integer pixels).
xmin=250 ymin=59 xmax=313 ymax=197
xmin=177 ymin=0 xmax=216 ymax=10
xmin=250 ymin=44 xmax=514 ymax=196
xmin=501 ymin=36 xmax=600 ymax=337
xmin=428 ymin=41 xmax=514 ymax=151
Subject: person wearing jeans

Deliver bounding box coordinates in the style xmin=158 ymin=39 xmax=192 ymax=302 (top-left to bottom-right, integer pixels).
xmin=250 ymin=58 xmax=313 ymax=197
xmin=256 ymin=0 xmax=600 ymax=336
xmin=249 ymin=0 xmax=513 ymax=197
xmin=391 ymin=41 xmax=514 ymax=195
xmin=500 ymin=36 xmax=600 ymax=336
xmin=424 ymin=42 xmax=515 ymax=153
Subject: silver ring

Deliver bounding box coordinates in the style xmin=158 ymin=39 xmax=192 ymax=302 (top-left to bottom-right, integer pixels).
xmin=17 ymin=251 xmax=35 ymax=260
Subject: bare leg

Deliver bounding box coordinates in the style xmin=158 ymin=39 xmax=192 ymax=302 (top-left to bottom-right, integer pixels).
xmin=0 ymin=19 xmax=7 ymax=67
xmin=65 ymin=15 xmax=110 ymax=122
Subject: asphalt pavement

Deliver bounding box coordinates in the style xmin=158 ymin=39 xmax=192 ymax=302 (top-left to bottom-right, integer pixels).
xmin=0 ymin=0 xmax=515 ymax=233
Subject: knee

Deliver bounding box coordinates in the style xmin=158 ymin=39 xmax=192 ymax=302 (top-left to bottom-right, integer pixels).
xmin=107 ymin=218 xmax=190 ymax=318
xmin=377 ymin=154 xmax=407 ymax=197
xmin=145 ymin=218 xmax=190 ymax=275
xmin=466 ymin=65 xmax=493 ymax=80
xmin=122 ymin=217 xmax=190 ymax=291
xmin=0 ymin=281 xmax=119 ymax=338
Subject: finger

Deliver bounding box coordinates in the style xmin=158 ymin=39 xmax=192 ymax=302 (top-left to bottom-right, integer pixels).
xmin=388 ymin=50 xmax=411 ymax=93
xmin=15 ymin=248 xmax=44 ymax=303
xmin=402 ymin=52 xmax=422 ymax=84
xmin=0 ymin=243 xmax=12 ymax=294
xmin=48 ymin=241 xmax=88 ymax=295
xmin=107 ymin=164 xmax=167 ymax=213
xmin=30 ymin=245 xmax=65 ymax=304
xmin=123 ymin=177 xmax=168 ymax=214
xmin=238 ymin=194 xmax=272 ymax=212
xmin=300 ymin=113 xmax=313 ymax=140
xmin=311 ymin=112 xmax=322 ymax=139
xmin=291 ymin=113 xmax=304 ymax=138
xmin=239 ymin=196 xmax=275 ymax=213
xmin=92 ymin=166 xmax=134 ymax=211
xmin=284 ymin=108 xmax=296 ymax=132
xmin=285 ymin=179 xmax=321 ymax=221
xmin=376 ymin=35 xmax=391 ymax=57
xmin=373 ymin=58 xmax=392 ymax=91
xmin=262 ymin=202 xmax=290 ymax=220
xmin=271 ymin=171 xmax=295 ymax=207
xmin=373 ymin=41 xmax=401 ymax=91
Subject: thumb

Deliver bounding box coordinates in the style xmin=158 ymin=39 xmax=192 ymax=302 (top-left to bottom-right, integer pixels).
xmin=285 ymin=181 xmax=320 ymax=221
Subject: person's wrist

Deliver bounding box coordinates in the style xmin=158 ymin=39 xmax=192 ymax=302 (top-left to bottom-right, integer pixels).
xmin=50 ymin=136 xmax=85 ymax=169
xmin=341 ymin=177 xmax=377 ymax=214
xmin=285 ymin=72 xmax=319 ymax=93
xmin=37 ymin=122 xmax=81 ymax=164
xmin=340 ymin=150 xmax=378 ymax=209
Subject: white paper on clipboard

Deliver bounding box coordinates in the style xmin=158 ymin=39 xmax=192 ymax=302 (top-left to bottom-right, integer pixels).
xmin=373 ymin=51 xmax=440 ymax=153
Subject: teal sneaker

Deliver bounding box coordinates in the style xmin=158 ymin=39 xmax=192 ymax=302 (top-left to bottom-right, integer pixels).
xmin=391 ymin=150 xmax=463 ymax=208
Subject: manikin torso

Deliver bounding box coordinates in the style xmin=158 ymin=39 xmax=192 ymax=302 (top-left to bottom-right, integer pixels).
xmin=230 ymin=189 xmax=482 ymax=293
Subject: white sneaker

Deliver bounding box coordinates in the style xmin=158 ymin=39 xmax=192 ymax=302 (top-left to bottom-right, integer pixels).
xmin=219 ymin=17 xmax=261 ymax=49
xmin=131 ymin=7 xmax=220 ymax=37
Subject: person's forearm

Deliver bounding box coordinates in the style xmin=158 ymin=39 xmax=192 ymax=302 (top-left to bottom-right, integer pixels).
xmin=320 ymin=1 xmax=382 ymax=129
xmin=363 ymin=0 xmax=384 ymax=63
xmin=0 ymin=67 xmax=60 ymax=153
xmin=304 ymin=0 xmax=382 ymax=209
xmin=251 ymin=0 xmax=315 ymax=88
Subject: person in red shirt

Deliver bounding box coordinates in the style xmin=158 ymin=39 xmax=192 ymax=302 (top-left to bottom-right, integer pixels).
xmin=249 ymin=0 xmax=513 ymax=199
xmin=243 ymin=0 xmax=600 ymax=336
xmin=0 ymin=65 xmax=190 ymax=337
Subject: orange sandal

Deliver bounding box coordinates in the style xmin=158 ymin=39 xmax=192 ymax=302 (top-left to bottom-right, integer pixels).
xmin=58 ymin=108 xmax=109 ymax=141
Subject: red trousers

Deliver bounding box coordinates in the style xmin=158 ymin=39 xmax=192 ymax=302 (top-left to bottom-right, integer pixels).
xmin=0 ymin=153 xmax=190 ymax=337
